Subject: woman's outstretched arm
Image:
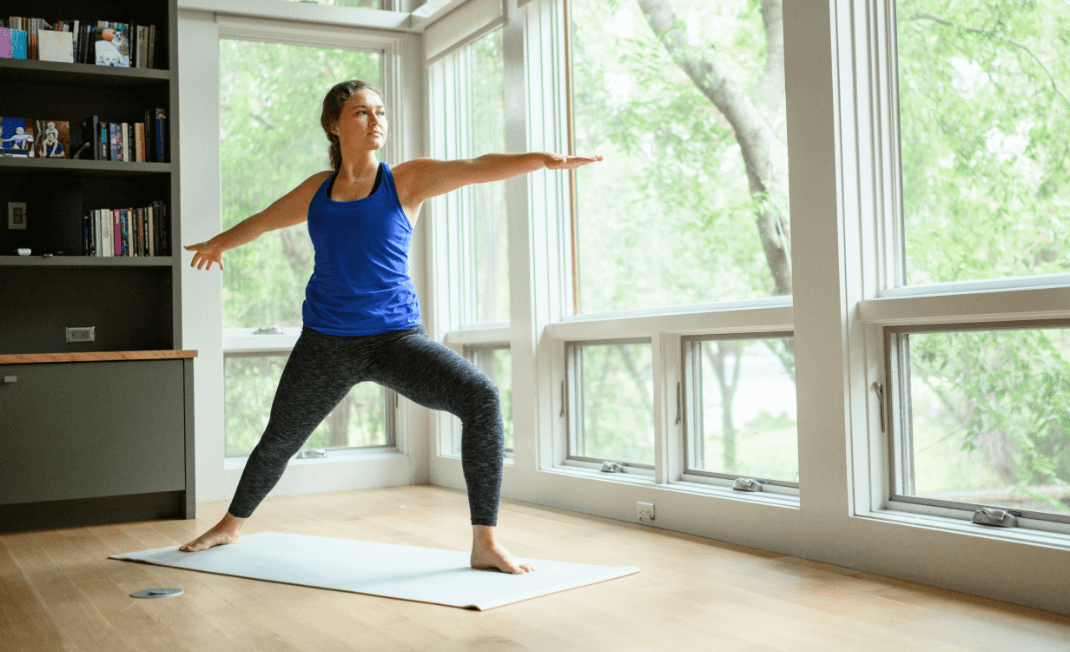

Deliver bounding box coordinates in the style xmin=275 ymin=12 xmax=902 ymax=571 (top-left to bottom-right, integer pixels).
xmin=184 ymin=170 xmax=332 ymax=271
xmin=396 ymin=152 xmax=602 ymax=207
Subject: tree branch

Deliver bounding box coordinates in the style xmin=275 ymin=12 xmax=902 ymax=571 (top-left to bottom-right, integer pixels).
xmin=636 ymin=0 xmax=792 ymax=294
xmin=909 ymin=12 xmax=1070 ymax=108
xmin=752 ymin=0 xmax=785 ymax=128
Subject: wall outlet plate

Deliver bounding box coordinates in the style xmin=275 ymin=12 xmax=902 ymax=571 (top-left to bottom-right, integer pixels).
xmin=637 ymin=501 xmax=655 ymax=521
xmin=8 ymin=202 xmax=27 ymax=230
xmin=66 ymin=327 xmax=95 ymax=343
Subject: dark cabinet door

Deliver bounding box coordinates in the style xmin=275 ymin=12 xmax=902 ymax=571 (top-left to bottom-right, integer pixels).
xmin=0 ymin=360 xmax=186 ymax=505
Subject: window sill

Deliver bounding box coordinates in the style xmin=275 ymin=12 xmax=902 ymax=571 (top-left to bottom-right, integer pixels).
xmin=542 ymin=464 xmax=655 ymax=484
xmin=537 ymin=466 xmax=802 ymax=507
xmin=670 ymin=478 xmax=801 ymax=508
xmin=225 ymin=448 xmax=405 ymax=471
xmin=856 ymin=507 xmax=1070 ymax=551
xmin=435 ymin=452 xmax=514 ymax=466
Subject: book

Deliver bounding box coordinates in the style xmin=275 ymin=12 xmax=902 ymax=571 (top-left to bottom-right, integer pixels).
xmin=153 ymin=108 xmax=166 ymax=162
xmin=120 ymin=122 xmax=128 ymax=162
xmin=136 ymin=25 xmax=147 ymax=68
xmin=0 ymin=117 xmax=35 ymax=157
xmin=147 ymin=24 xmax=156 ymax=69
xmin=109 ymin=122 xmax=118 ymax=160
xmin=147 ymin=204 xmax=155 ymax=256
xmin=37 ymin=29 xmax=72 ymax=62
xmin=35 ymin=119 xmax=68 ymax=158
xmin=0 ymin=28 xmax=27 ymax=59
xmin=134 ymin=122 xmax=143 ymax=162
xmin=143 ymin=108 xmax=154 ymax=161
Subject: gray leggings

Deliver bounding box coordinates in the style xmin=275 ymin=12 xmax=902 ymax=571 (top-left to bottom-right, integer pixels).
xmin=228 ymin=323 xmax=503 ymax=526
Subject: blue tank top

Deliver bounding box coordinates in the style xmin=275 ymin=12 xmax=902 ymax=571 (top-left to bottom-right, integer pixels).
xmin=302 ymin=162 xmax=422 ymax=336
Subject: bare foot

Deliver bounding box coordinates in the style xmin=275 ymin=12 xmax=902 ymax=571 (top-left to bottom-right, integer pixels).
xmin=180 ymin=513 xmax=246 ymax=552
xmin=471 ymin=525 xmax=534 ymax=574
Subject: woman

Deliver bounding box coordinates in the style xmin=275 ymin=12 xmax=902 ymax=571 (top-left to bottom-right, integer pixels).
xmin=181 ymin=80 xmax=602 ymax=574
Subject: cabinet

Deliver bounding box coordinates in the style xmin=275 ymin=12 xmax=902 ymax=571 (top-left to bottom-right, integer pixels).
xmin=0 ymin=0 xmax=194 ymax=533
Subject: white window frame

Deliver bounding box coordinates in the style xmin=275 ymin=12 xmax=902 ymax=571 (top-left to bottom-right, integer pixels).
xmin=680 ymin=331 xmax=799 ymax=495
xmin=838 ymin=1 xmax=1070 ymax=538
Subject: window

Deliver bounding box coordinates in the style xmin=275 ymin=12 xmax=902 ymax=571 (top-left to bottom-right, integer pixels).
xmin=566 ymin=340 xmax=654 ymax=470
xmin=224 ymin=352 xmax=392 ymax=458
xmin=566 ymin=0 xmax=790 ymax=314
xmin=219 ymin=38 xmax=382 ymax=329
xmin=428 ymin=27 xmax=509 ymax=327
xmin=846 ymin=0 xmax=1070 ymax=536
xmin=895 ymin=1 xmax=1070 ymax=287
xmin=884 ymin=323 xmax=1070 ymax=522
xmin=220 ymin=37 xmax=389 ymax=456
xmin=683 ymin=334 xmax=798 ymax=487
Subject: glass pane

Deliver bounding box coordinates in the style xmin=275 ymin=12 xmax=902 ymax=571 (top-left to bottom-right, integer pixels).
xmin=470 ymin=347 xmax=513 ymax=451
xmin=277 ymin=0 xmax=381 ymax=7
xmin=691 ymin=338 xmax=798 ymax=483
xmin=896 ymin=2 xmax=1070 ymax=285
xmin=569 ymin=0 xmax=790 ymax=313
xmin=220 ymin=39 xmax=381 ymax=328
xmin=470 ymin=29 xmax=509 ymax=323
xmin=225 ymin=354 xmax=389 ymax=457
xmin=573 ymin=342 xmax=654 ymax=464
xmin=905 ymin=328 xmax=1070 ymax=517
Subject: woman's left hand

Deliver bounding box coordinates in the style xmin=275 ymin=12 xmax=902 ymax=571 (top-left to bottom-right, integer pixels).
xmin=544 ymin=153 xmax=604 ymax=170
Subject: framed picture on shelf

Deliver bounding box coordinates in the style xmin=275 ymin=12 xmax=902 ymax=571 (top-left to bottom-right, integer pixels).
xmin=92 ymin=26 xmax=131 ymax=67
xmin=0 ymin=117 xmax=35 ymax=157
xmin=35 ymin=120 xmax=69 ymax=158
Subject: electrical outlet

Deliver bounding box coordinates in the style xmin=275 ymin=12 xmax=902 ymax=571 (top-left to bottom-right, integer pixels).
xmin=637 ymin=501 xmax=655 ymax=521
xmin=66 ymin=327 xmax=95 ymax=343
xmin=8 ymin=202 xmax=27 ymax=230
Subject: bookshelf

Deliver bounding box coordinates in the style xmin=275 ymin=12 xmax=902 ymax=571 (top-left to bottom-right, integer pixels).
xmin=0 ymin=0 xmax=195 ymax=533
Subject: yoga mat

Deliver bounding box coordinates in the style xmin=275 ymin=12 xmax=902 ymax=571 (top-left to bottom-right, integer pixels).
xmin=109 ymin=531 xmax=639 ymax=610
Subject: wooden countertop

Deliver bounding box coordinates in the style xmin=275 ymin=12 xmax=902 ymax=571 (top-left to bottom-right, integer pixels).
xmin=0 ymin=350 xmax=198 ymax=364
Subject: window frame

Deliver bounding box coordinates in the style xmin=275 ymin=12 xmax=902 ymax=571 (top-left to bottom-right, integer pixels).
xmin=844 ymin=1 xmax=1070 ymax=537
xmin=882 ymin=319 xmax=1070 ymax=531
xmin=563 ymin=337 xmax=655 ymax=475
xmin=680 ymin=331 xmax=798 ymax=493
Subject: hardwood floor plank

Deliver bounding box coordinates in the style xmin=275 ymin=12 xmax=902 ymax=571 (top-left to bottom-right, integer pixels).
xmin=1 ymin=485 xmax=1067 ymax=652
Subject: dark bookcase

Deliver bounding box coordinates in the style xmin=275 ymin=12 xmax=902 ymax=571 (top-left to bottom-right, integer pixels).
xmin=0 ymin=0 xmax=196 ymax=533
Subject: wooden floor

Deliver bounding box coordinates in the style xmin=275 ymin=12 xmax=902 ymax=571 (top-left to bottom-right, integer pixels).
xmin=2 ymin=485 xmax=1069 ymax=652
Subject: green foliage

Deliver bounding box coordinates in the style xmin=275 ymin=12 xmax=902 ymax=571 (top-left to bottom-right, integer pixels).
xmin=909 ymin=329 xmax=1070 ymax=513
xmin=897 ymin=0 xmax=1070 ymax=284
xmin=570 ymin=0 xmax=779 ymax=313
xmin=577 ymin=343 xmax=655 ymax=464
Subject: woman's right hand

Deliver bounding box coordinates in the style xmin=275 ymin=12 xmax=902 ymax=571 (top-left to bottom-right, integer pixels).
xmin=184 ymin=241 xmax=225 ymax=271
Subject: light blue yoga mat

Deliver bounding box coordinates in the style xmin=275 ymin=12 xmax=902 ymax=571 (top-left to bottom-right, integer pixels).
xmin=109 ymin=531 xmax=639 ymax=610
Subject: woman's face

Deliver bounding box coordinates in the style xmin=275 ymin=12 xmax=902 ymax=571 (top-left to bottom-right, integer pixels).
xmin=335 ymin=89 xmax=387 ymax=153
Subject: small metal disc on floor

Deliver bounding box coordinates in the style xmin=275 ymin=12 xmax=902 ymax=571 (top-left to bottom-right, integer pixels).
xmin=131 ymin=587 xmax=184 ymax=599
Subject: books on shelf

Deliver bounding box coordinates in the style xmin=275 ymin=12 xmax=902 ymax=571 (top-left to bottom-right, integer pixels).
xmin=84 ymin=201 xmax=170 ymax=257
xmin=0 ymin=17 xmax=159 ymax=68
xmin=90 ymin=110 xmax=166 ymax=162
xmin=0 ymin=112 xmax=167 ymax=162
xmin=0 ymin=27 xmax=28 ymax=59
